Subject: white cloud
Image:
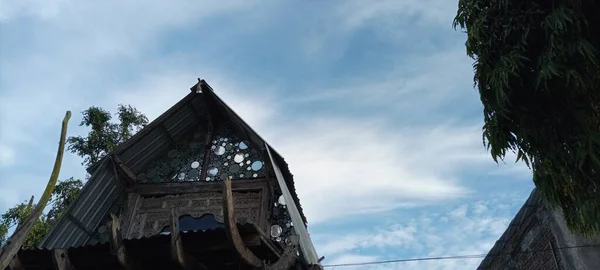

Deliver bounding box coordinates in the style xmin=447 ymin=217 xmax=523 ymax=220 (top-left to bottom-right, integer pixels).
xmin=105 ymin=67 xmax=477 ymax=224
xmin=0 ymin=4 xmax=537 ymax=270
xmin=336 ymin=0 xmax=457 ymax=31
xmin=472 ymin=201 xmax=489 ymax=215
xmin=450 ymin=204 xmax=468 ymax=219
xmin=317 ymin=197 xmax=524 ymax=269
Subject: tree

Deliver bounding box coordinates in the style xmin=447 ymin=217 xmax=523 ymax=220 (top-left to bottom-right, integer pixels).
xmin=68 ymin=105 xmax=148 ymax=168
xmin=0 ymin=105 xmax=148 ymax=248
xmin=453 ymin=0 xmax=600 ymax=235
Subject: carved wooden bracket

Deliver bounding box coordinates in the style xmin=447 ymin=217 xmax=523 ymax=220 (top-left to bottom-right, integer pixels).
xmin=169 ymin=208 xmax=208 ymax=270
xmin=222 ymin=178 xmax=303 ymax=269
xmin=222 ymin=178 xmax=264 ymax=268
xmin=109 ymin=214 xmax=139 ymax=270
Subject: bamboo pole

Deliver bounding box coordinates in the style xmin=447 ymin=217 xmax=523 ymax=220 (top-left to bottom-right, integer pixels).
xmin=0 ymin=111 xmax=71 ymax=270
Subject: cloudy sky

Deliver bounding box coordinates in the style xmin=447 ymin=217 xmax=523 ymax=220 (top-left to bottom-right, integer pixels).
xmin=0 ymin=0 xmax=536 ymax=269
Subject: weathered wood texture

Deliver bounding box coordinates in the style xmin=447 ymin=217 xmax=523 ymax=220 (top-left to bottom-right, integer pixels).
xmin=199 ymin=100 xmax=215 ymax=183
xmin=6 ymin=255 xmax=23 ymax=270
xmin=53 ymin=249 xmax=74 ymax=270
xmin=222 ymin=178 xmax=263 ymax=268
xmin=109 ymin=214 xmax=138 ymax=270
xmin=0 ymin=111 xmax=71 ymax=270
xmin=266 ymin=235 xmax=299 ymax=270
xmin=169 ymin=208 xmax=207 ymax=270
xmin=111 ymin=155 xmax=136 ymax=186
xmin=120 ymin=193 xmax=142 ymax=239
xmin=125 ymin=178 xmax=269 ymax=195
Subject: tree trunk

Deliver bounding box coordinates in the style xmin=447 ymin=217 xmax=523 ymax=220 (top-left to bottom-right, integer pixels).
xmin=0 ymin=111 xmax=71 ymax=270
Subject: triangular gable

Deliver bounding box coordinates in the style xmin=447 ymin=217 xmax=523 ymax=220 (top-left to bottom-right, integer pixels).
xmin=40 ymin=80 xmax=307 ymax=249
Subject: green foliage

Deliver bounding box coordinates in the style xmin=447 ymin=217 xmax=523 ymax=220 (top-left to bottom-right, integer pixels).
xmin=1 ymin=105 xmax=147 ymax=248
xmin=454 ymin=0 xmax=600 ymax=235
xmin=47 ymin=177 xmax=83 ymax=220
xmin=0 ymin=198 xmax=45 ymax=248
xmin=68 ymin=104 xmax=148 ymax=168
xmin=0 ymin=179 xmax=84 ymax=248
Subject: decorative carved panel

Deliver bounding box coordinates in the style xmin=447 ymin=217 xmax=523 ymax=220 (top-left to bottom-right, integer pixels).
xmin=126 ymin=192 xmax=265 ymax=239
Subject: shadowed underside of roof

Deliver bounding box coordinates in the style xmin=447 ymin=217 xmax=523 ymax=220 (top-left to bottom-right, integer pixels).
xmin=39 ymin=80 xmax=308 ymax=249
xmin=21 ymin=225 xmax=282 ymax=270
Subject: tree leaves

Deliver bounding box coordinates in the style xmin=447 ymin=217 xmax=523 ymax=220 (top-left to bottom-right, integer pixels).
xmin=68 ymin=104 xmax=148 ymax=168
xmin=0 ymin=105 xmax=148 ymax=248
xmin=455 ymin=0 xmax=600 ymax=235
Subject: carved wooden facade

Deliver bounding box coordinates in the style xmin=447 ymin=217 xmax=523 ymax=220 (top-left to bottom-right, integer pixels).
xmin=7 ymin=80 xmax=322 ymax=270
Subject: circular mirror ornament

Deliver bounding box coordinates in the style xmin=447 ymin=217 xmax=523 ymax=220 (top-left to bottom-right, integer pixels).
xmin=229 ymin=164 xmax=240 ymax=173
xmin=208 ymin=168 xmax=218 ymax=176
xmin=188 ymin=169 xmax=199 ymax=179
xmin=239 ymin=141 xmax=249 ymax=150
xmin=191 ymin=161 xmax=200 ymax=169
xmin=214 ymin=146 xmax=226 ymax=155
xmin=270 ymin=225 xmax=283 ymax=237
xmin=251 ymin=161 xmax=263 ymax=171
xmin=278 ymin=195 xmax=286 ymax=205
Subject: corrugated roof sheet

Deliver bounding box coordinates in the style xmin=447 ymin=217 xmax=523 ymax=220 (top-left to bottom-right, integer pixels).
xmin=40 ymin=91 xmax=206 ymax=248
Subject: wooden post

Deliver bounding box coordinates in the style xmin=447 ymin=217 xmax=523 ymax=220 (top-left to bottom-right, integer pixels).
xmin=109 ymin=214 xmax=138 ymax=270
xmin=53 ymin=249 xmax=74 ymax=270
xmin=169 ymin=208 xmax=207 ymax=270
xmin=222 ymin=178 xmax=263 ymax=268
xmin=7 ymin=254 xmax=23 ymax=270
xmin=0 ymin=111 xmax=71 ymax=270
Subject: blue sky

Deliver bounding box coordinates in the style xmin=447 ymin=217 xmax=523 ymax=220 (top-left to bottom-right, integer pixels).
xmin=0 ymin=1 xmax=536 ymax=268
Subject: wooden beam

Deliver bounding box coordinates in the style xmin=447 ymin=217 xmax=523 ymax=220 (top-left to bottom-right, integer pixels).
xmin=7 ymin=254 xmax=23 ymax=270
xmin=222 ymin=178 xmax=263 ymax=268
xmin=265 ymin=235 xmax=299 ymax=270
xmin=125 ymin=178 xmax=269 ymax=196
xmin=109 ymin=214 xmax=138 ymax=270
xmin=65 ymin=214 xmax=94 ymax=236
xmin=251 ymin=224 xmax=282 ymax=258
xmin=199 ymin=122 xmax=214 ymax=182
xmin=111 ymin=155 xmax=136 ymax=185
xmin=169 ymin=208 xmax=207 ymax=270
xmin=53 ymin=249 xmax=74 ymax=270
xmin=159 ymin=123 xmax=177 ymax=146
xmin=187 ymin=102 xmax=204 ymax=121
xmin=120 ymin=193 xmax=142 ymax=239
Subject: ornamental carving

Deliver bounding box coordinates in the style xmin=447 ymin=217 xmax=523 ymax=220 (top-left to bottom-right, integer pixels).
xmin=126 ymin=192 xmax=264 ymax=239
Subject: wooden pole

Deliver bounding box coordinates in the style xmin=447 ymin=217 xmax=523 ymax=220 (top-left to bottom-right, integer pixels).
xmin=0 ymin=111 xmax=71 ymax=270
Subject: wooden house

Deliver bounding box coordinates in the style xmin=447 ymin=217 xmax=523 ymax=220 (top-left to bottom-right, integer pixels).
xmin=7 ymin=80 xmax=322 ymax=270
